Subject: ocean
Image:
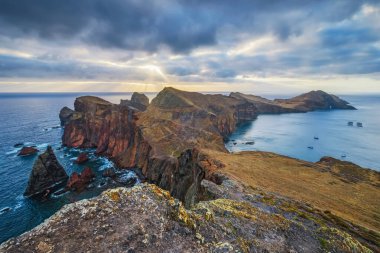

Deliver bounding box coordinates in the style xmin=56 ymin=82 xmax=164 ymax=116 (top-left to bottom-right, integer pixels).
xmin=0 ymin=93 xmax=155 ymax=243
xmin=226 ymin=95 xmax=380 ymax=171
xmin=0 ymin=93 xmax=379 ymax=243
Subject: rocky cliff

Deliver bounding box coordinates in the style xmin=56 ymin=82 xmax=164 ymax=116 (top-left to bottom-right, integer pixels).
xmin=61 ymin=87 xmax=257 ymax=206
xmin=230 ymin=90 xmax=356 ymax=113
xmin=2 ymin=88 xmax=378 ymax=252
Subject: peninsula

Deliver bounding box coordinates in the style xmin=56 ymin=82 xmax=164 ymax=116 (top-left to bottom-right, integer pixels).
xmin=1 ymin=88 xmax=379 ymax=253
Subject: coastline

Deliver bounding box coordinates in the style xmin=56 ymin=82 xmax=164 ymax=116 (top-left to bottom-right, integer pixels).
xmin=1 ymin=88 xmax=379 ymax=252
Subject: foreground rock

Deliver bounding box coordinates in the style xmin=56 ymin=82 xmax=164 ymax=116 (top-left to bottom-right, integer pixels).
xmin=24 ymin=146 xmax=68 ymax=197
xmin=1 ymin=184 xmax=373 ymax=253
xmin=18 ymin=146 xmax=38 ymax=156
xmin=66 ymin=167 xmax=95 ymax=192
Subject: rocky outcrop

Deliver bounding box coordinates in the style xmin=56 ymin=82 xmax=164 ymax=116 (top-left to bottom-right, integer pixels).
xmin=18 ymin=146 xmax=38 ymax=156
xmin=61 ymin=88 xmax=257 ymax=206
xmin=231 ymin=90 xmax=356 ymax=114
xmin=24 ymin=146 xmax=68 ymax=197
xmin=66 ymin=167 xmax=95 ymax=192
xmin=2 ymin=184 xmax=374 ymax=253
xmin=274 ymin=90 xmax=356 ymax=112
xmin=120 ymin=92 xmax=149 ymax=111
xmin=60 ymin=88 xmax=358 ymax=208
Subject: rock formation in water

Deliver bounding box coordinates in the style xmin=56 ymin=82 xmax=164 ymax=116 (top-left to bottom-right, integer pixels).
xmin=24 ymin=146 xmax=68 ymax=197
xmin=18 ymin=146 xmax=39 ymax=156
xmin=2 ymin=184 xmax=374 ymax=253
xmin=66 ymin=167 xmax=95 ymax=192
xmin=75 ymin=152 xmax=89 ymax=164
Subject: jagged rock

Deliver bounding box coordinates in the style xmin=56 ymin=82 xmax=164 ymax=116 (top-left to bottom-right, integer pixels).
xmin=66 ymin=167 xmax=95 ymax=191
xmin=24 ymin=146 xmax=68 ymax=197
xmin=75 ymin=152 xmax=89 ymax=164
xmin=59 ymin=106 xmax=75 ymax=126
xmin=120 ymin=92 xmax=149 ymax=111
xmin=18 ymin=146 xmax=39 ymax=156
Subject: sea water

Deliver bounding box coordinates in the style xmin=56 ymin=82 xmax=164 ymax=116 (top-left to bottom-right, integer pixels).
xmin=226 ymin=95 xmax=380 ymax=171
xmin=0 ymin=93 xmax=157 ymax=243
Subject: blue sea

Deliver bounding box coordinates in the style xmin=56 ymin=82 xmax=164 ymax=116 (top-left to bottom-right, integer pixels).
xmin=0 ymin=93 xmax=379 ymax=244
xmin=226 ymin=95 xmax=380 ymax=171
xmin=0 ymin=93 xmax=157 ymax=243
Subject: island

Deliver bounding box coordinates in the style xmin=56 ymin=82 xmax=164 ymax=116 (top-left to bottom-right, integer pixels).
xmin=2 ymin=88 xmax=379 ymax=253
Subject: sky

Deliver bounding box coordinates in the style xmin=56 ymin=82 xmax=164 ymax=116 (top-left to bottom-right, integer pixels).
xmin=0 ymin=0 xmax=379 ymax=94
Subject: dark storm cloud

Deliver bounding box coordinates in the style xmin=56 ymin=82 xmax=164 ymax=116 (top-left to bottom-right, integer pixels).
xmin=0 ymin=0 xmax=378 ymax=53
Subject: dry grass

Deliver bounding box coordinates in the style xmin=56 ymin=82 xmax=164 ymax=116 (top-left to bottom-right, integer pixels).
xmin=205 ymin=150 xmax=380 ymax=233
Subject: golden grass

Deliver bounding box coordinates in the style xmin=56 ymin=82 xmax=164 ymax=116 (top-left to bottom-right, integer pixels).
xmin=205 ymin=150 xmax=380 ymax=233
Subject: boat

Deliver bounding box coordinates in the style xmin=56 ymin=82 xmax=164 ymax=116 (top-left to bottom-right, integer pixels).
xmin=341 ymin=154 xmax=347 ymax=158
xmin=314 ymin=136 xmax=319 ymax=140
xmin=307 ymin=146 xmax=314 ymax=150
xmin=357 ymin=122 xmax=363 ymax=127
xmin=347 ymin=121 xmax=353 ymax=126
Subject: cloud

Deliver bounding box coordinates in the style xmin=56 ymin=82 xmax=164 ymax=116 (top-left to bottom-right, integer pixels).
xmin=1 ymin=0 xmax=377 ymax=53
xmin=0 ymin=0 xmax=379 ymax=92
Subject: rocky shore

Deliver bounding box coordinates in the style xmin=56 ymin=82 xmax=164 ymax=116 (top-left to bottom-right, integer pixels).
xmin=2 ymin=88 xmax=378 ymax=253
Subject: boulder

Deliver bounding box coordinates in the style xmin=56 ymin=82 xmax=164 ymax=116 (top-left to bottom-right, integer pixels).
xmin=18 ymin=147 xmax=39 ymax=156
xmin=66 ymin=167 xmax=95 ymax=192
xmin=75 ymin=153 xmax=89 ymax=164
xmin=24 ymin=146 xmax=68 ymax=197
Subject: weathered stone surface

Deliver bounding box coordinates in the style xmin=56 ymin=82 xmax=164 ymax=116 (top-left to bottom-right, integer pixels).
xmin=18 ymin=146 xmax=39 ymax=156
xmin=1 ymin=184 xmax=373 ymax=253
xmin=24 ymin=146 xmax=68 ymax=197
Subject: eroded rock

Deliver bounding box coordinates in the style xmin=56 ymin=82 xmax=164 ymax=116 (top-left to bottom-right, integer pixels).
xmin=24 ymin=146 xmax=68 ymax=197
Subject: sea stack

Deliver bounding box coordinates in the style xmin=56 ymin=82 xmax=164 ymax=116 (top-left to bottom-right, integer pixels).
xmin=24 ymin=146 xmax=68 ymax=197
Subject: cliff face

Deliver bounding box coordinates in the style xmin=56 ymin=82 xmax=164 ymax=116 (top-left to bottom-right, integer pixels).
xmin=61 ymin=88 xmax=256 ymax=206
xmin=60 ymin=88 xmax=359 ymax=208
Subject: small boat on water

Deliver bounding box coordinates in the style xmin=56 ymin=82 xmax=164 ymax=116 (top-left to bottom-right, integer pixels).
xmin=347 ymin=121 xmax=353 ymax=126
xmin=357 ymin=122 xmax=363 ymax=127
xmin=307 ymin=146 xmax=314 ymax=150
xmin=314 ymin=136 xmax=319 ymax=140
xmin=341 ymin=154 xmax=347 ymax=158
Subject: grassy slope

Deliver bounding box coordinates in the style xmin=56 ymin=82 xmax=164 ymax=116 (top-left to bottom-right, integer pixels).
xmin=205 ymin=150 xmax=380 ymax=233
